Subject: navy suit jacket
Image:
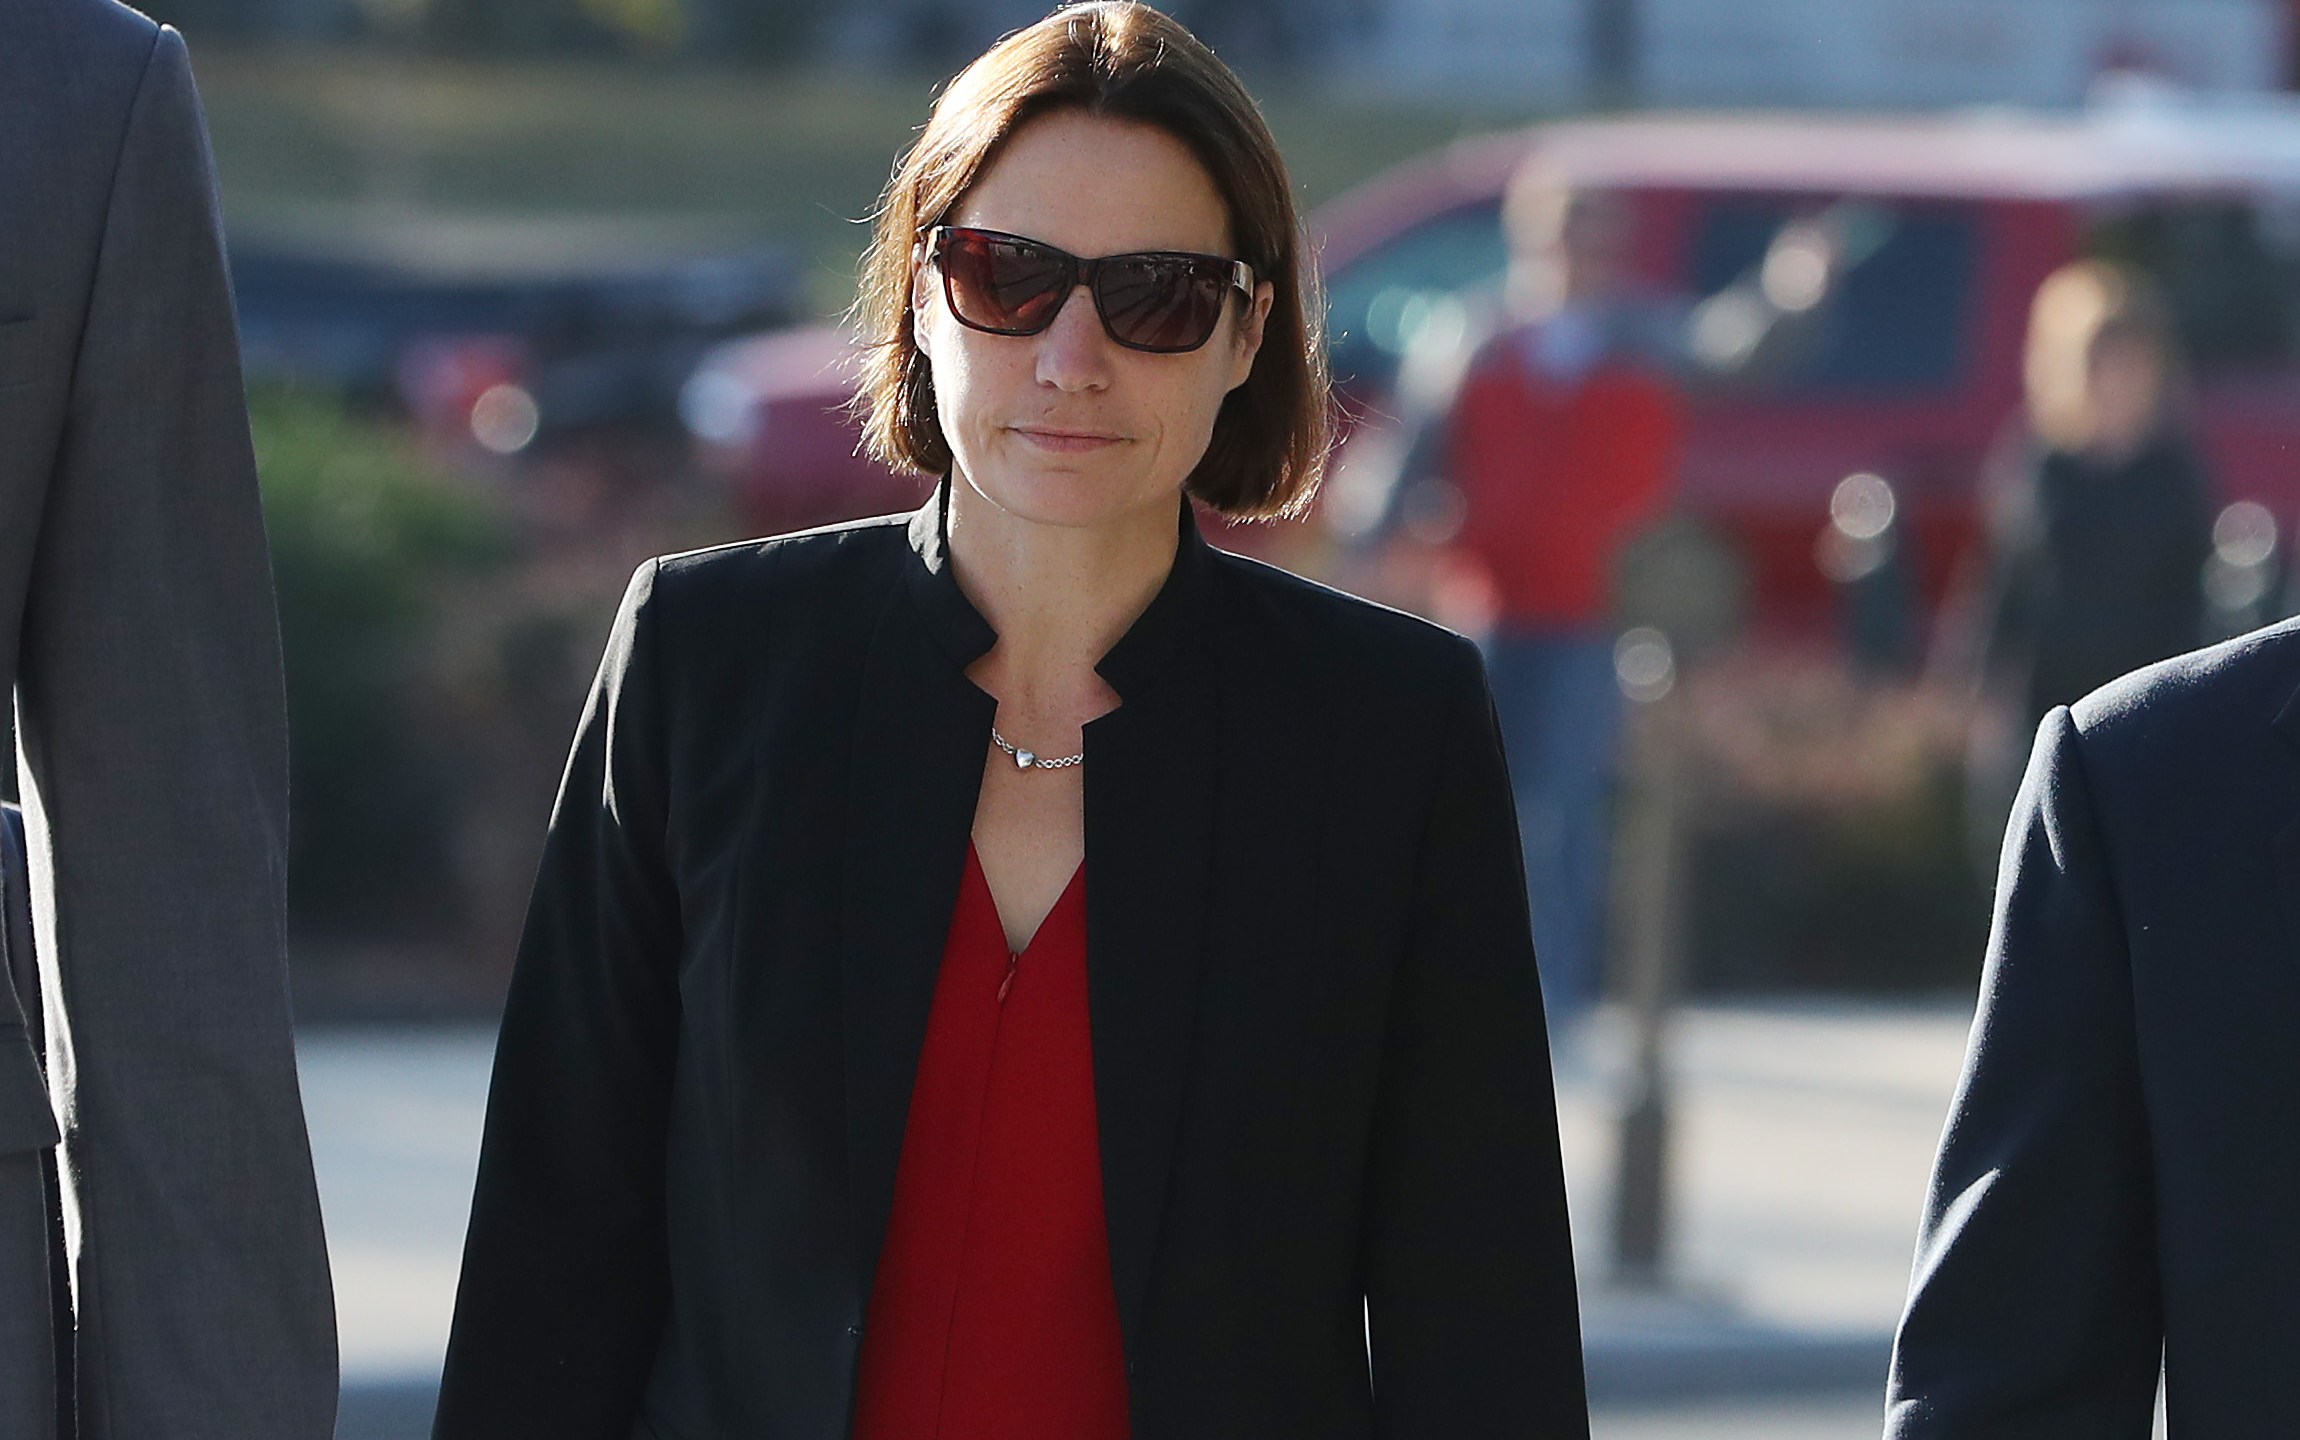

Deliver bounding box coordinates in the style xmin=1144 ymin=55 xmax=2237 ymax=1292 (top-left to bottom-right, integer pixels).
xmin=1890 ymin=618 xmax=2300 ymax=1435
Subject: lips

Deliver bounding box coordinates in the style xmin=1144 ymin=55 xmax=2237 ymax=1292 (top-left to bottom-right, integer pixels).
xmin=1013 ymin=423 xmax=1124 ymax=439
xmin=1012 ymin=424 xmax=1126 ymax=451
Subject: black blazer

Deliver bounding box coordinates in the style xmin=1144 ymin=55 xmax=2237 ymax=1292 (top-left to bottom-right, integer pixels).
xmin=432 ymin=482 xmax=1587 ymax=1440
xmin=1889 ymin=619 xmax=2300 ymax=1436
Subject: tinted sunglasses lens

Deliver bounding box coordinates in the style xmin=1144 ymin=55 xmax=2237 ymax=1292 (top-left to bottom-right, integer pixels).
xmin=942 ymin=232 xmax=1071 ymax=334
xmin=1096 ymin=255 xmax=1229 ymax=352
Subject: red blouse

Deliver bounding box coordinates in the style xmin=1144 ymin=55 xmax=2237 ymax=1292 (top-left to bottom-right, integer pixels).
xmin=849 ymin=846 xmax=1133 ymax=1440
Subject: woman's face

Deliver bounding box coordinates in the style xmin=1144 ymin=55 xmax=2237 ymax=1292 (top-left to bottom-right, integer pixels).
xmin=2084 ymin=331 xmax=2167 ymax=462
xmin=914 ymin=109 xmax=1274 ymax=533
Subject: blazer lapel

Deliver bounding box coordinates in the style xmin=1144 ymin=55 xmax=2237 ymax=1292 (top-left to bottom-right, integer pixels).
xmin=840 ymin=489 xmax=995 ymax=1298
xmin=1083 ymin=509 xmax=1220 ymax=1357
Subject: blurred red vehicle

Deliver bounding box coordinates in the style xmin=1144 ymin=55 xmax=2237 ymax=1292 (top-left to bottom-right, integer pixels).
xmin=686 ymin=88 xmax=2300 ymax=640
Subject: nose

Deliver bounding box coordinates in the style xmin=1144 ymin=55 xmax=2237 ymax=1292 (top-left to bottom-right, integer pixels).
xmin=1033 ymin=283 xmax=1115 ymax=393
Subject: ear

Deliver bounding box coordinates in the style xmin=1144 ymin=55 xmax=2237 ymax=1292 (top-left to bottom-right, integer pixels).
xmin=1226 ymin=279 xmax=1275 ymax=394
xmin=911 ymin=236 xmax=942 ymax=326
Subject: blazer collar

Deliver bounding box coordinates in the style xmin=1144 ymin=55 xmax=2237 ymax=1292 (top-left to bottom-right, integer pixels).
xmin=851 ymin=476 xmax=1224 ymax=1358
xmin=901 ymin=480 xmax=995 ymax=669
xmin=900 ymin=474 xmax=1217 ymax=699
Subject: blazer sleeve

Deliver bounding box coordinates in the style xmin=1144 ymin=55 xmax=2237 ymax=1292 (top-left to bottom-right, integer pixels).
xmin=1886 ymin=707 xmax=2162 ymax=1438
xmin=434 ymin=560 xmax=684 ymax=1440
xmin=1361 ymin=644 xmax=1589 ymax=1439
xmin=12 ymin=27 xmax=336 ymax=1439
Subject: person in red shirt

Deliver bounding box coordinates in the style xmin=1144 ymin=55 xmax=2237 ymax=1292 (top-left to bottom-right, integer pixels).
xmin=1433 ymin=171 xmax=1685 ymax=1038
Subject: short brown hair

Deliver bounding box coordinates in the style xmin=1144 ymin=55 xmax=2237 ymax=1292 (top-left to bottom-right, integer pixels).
xmin=2023 ymin=258 xmax=2185 ymax=452
xmin=853 ymin=1 xmax=1330 ymax=521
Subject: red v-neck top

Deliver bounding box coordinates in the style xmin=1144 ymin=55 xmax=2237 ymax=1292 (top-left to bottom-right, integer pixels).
xmin=849 ymin=846 xmax=1133 ymax=1440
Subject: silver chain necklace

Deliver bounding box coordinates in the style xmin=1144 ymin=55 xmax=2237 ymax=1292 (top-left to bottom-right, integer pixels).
xmin=990 ymin=725 xmax=1083 ymax=772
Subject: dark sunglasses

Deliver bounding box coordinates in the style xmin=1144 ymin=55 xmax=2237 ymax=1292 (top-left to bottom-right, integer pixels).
xmin=926 ymin=225 xmax=1255 ymax=355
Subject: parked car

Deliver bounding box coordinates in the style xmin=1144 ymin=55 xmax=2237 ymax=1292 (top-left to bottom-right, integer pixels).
xmin=688 ymin=88 xmax=2300 ymax=640
xmin=233 ymin=214 xmax=797 ymax=454
xmin=678 ymin=323 xmax=930 ymax=531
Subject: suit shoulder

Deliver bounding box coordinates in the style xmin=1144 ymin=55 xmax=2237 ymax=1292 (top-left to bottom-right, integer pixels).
xmin=2067 ymin=620 xmax=2300 ymax=798
xmin=36 ymin=0 xmax=160 ymax=76
xmin=614 ymin=511 xmax=914 ymax=670
xmin=647 ymin=510 xmax=912 ymax=610
xmin=4 ymin=0 xmax=159 ymax=131
xmin=1210 ymin=546 xmax=1482 ymax=695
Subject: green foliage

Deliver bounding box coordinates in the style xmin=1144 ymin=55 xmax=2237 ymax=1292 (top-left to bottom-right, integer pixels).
xmin=250 ymin=387 xmax=510 ymax=934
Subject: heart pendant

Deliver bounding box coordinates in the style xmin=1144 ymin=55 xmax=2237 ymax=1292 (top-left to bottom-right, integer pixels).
xmin=1015 ymin=749 xmax=1037 ymax=770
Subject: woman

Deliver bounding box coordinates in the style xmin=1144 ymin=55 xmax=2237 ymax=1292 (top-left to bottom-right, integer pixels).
xmin=430 ymin=6 xmax=1586 ymax=1438
xmin=1975 ymin=258 xmax=2214 ymax=741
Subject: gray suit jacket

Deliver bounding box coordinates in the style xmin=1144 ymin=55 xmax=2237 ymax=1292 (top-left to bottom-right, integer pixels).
xmin=0 ymin=1 xmax=337 ymax=1435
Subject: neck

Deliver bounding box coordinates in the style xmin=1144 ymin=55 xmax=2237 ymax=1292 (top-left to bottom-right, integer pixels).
xmin=2081 ymin=424 xmax=2159 ymax=469
xmin=944 ymin=472 xmax=1181 ymax=704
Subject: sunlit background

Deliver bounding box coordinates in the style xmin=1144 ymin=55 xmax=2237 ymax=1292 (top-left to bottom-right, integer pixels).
xmin=129 ymin=0 xmax=2300 ymax=1434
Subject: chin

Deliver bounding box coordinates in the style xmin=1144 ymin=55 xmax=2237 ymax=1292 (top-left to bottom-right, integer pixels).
xmin=963 ymin=455 xmax=1171 ymax=532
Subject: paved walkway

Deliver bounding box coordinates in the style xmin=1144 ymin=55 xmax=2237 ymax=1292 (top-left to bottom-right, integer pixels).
xmin=301 ymin=997 xmax=1988 ymax=1438
xmin=1565 ymin=999 xmax=1973 ymax=1397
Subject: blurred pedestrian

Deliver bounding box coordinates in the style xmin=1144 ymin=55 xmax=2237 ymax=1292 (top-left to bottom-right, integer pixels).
xmin=432 ymin=5 xmax=1587 ymax=1439
xmin=0 ymin=1 xmax=336 ymax=1437
xmin=1886 ymin=621 xmax=2300 ymax=1435
xmin=1973 ymin=259 xmax=2214 ymax=744
xmin=1429 ymin=167 xmax=1684 ymax=1037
